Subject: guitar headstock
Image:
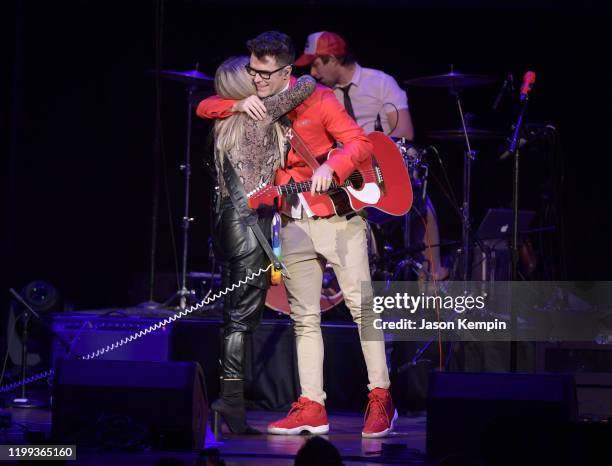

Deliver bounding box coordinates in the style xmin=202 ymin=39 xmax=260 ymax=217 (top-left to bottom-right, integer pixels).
xmin=247 ymin=182 xmax=279 ymax=209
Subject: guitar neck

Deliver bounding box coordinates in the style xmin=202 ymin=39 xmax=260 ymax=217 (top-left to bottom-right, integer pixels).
xmin=278 ymin=179 xmax=347 ymax=196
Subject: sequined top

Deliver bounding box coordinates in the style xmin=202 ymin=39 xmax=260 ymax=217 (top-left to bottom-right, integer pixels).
xmin=216 ymin=75 xmax=316 ymax=196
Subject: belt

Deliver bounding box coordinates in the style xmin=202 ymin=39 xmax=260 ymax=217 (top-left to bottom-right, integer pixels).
xmin=281 ymin=212 xmax=358 ymax=221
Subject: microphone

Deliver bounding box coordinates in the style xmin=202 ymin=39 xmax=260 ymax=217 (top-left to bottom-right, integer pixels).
xmin=498 ymin=125 xmax=553 ymax=160
xmin=374 ymin=113 xmax=383 ymax=132
xmin=520 ymin=71 xmax=536 ymax=102
xmin=492 ymin=73 xmax=514 ymax=110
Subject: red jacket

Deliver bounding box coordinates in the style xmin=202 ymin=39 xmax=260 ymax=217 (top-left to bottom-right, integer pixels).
xmin=196 ymin=78 xmax=373 ymax=217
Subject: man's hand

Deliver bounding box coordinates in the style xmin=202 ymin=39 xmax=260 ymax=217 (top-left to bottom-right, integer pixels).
xmin=232 ymin=95 xmax=267 ymax=121
xmin=310 ymin=164 xmax=335 ymax=196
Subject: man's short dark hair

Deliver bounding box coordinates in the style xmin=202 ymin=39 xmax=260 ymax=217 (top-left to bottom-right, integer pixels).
xmin=246 ymin=31 xmax=295 ymax=66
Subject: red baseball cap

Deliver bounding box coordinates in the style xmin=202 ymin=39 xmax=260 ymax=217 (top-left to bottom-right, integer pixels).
xmin=294 ymin=31 xmax=347 ymax=67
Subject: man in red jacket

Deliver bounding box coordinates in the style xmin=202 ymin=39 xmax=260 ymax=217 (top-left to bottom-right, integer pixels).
xmin=197 ymin=31 xmax=397 ymax=438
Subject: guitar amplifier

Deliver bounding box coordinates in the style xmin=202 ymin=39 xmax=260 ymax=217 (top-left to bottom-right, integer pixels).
xmin=51 ymin=313 xmax=172 ymax=364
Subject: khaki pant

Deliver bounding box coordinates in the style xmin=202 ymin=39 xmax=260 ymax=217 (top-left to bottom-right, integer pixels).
xmin=281 ymin=213 xmax=390 ymax=405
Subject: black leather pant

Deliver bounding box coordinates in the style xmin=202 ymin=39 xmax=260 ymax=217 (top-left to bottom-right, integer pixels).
xmin=213 ymin=199 xmax=273 ymax=379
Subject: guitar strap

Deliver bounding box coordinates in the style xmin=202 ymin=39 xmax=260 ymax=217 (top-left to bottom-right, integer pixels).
xmin=284 ymin=126 xmax=322 ymax=170
xmin=222 ymin=157 xmax=288 ymax=277
xmin=284 ymin=125 xmax=359 ymax=218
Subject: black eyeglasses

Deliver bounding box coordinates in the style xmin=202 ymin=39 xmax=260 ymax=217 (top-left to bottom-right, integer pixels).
xmin=245 ymin=64 xmax=290 ymax=80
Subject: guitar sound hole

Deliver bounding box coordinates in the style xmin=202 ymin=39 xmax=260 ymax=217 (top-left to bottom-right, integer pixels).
xmin=349 ymin=171 xmax=364 ymax=189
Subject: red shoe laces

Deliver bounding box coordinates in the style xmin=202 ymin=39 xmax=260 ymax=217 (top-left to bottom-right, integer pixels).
xmin=287 ymin=399 xmax=307 ymax=421
xmin=364 ymin=394 xmax=390 ymax=425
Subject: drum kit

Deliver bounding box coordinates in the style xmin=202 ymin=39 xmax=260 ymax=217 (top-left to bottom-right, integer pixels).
xmin=266 ymin=68 xmax=507 ymax=314
xmin=152 ymin=67 xmax=507 ymax=314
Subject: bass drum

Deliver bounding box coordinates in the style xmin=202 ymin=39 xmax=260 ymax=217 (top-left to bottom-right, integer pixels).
xmin=265 ymin=223 xmax=381 ymax=314
xmin=265 ymin=264 xmax=344 ymax=314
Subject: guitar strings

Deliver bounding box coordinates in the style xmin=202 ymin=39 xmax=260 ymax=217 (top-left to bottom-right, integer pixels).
xmin=278 ymin=169 xmax=382 ymax=193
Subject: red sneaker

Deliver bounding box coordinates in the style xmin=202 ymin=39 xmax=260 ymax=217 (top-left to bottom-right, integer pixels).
xmin=267 ymin=396 xmax=329 ymax=435
xmin=362 ymin=388 xmax=398 ymax=438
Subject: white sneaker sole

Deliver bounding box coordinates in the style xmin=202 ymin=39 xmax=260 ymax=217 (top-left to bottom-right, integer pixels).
xmin=268 ymin=424 xmax=330 ymax=435
xmin=361 ymin=409 xmax=398 ymax=438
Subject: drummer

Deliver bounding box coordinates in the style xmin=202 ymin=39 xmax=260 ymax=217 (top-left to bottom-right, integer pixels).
xmin=295 ymin=31 xmax=448 ymax=280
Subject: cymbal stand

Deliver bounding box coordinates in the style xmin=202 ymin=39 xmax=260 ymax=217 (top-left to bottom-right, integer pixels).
xmin=163 ymin=82 xmax=198 ymax=310
xmin=450 ymin=83 xmax=476 ymax=281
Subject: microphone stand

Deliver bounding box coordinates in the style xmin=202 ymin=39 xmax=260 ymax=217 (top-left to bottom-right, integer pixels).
xmin=507 ymin=94 xmax=530 ymax=372
xmin=7 ymin=289 xmax=73 ymax=408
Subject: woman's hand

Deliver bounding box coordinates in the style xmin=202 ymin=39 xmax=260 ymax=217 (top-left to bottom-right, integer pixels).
xmin=232 ymin=95 xmax=267 ymax=121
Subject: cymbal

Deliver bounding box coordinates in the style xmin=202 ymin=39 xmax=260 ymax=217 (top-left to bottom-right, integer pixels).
xmin=155 ymin=69 xmax=214 ymax=87
xmin=404 ymin=72 xmax=497 ymax=88
xmin=427 ymin=127 xmax=505 ymax=141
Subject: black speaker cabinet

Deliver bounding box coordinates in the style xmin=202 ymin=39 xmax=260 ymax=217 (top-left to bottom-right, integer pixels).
xmin=427 ymin=371 xmax=577 ymax=465
xmin=52 ymin=359 xmax=207 ymax=449
xmin=537 ymin=341 xmax=612 ymax=417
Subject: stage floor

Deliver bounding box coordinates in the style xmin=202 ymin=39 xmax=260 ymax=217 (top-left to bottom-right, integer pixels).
xmin=5 ymin=405 xmax=428 ymax=465
xmin=207 ymin=410 xmax=427 ymax=465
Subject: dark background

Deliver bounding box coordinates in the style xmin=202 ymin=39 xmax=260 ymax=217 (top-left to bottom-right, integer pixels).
xmin=5 ymin=0 xmax=612 ymax=312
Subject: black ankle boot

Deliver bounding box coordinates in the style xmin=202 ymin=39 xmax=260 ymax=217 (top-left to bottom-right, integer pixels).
xmin=212 ymin=379 xmax=261 ymax=435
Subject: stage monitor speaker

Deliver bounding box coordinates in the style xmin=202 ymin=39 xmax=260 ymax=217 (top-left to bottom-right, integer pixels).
xmin=537 ymin=341 xmax=612 ymax=418
xmin=427 ymin=371 xmax=577 ymax=465
xmin=52 ymin=359 xmax=207 ymax=449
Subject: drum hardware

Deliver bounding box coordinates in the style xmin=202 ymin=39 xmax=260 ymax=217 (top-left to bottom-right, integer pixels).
xmin=394 ymin=139 xmax=432 ymax=203
xmin=393 ymin=257 xmax=425 ymax=281
xmin=406 ymin=66 xmax=499 ymax=280
xmin=404 ymin=71 xmax=497 ymax=88
xmin=154 ymin=69 xmax=214 ymax=87
xmin=153 ymin=68 xmax=213 ymax=310
xmin=427 ymin=127 xmax=504 ymax=142
xmin=185 ymin=270 xmax=223 ymax=311
xmin=367 ymin=139 xmax=432 ymax=239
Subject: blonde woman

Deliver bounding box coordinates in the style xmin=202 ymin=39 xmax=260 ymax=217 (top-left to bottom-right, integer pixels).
xmin=199 ymin=56 xmax=315 ymax=434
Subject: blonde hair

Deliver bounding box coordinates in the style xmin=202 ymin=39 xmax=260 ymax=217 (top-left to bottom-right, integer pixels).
xmin=213 ymin=56 xmax=286 ymax=172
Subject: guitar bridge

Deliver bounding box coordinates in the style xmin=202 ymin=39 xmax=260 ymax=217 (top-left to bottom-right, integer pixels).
xmin=374 ymin=165 xmax=385 ymax=192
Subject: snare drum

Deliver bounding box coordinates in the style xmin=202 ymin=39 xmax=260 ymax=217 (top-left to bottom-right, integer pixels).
xmin=366 ymin=138 xmax=426 ymax=224
xmin=395 ymin=138 xmax=428 ymax=213
xmin=394 ymin=137 xmax=422 ymax=171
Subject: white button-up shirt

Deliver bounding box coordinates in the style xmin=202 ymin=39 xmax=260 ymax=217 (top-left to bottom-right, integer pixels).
xmin=333 ymin=64 xmax=409 ymax=135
